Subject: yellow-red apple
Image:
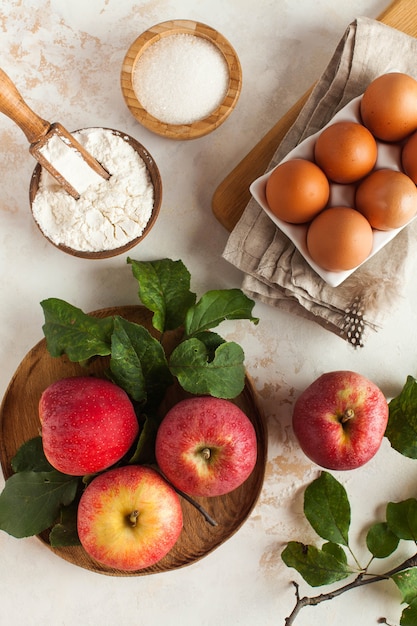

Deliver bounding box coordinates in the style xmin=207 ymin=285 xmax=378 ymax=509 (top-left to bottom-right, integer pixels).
xmin=155 ymin=396 xmax=257 ymax=497
xmin=77 ymin=465 xmax=183 ymax=571
xmin=292 ymin=370 xmax=388 ymax=470
xmin=39 ymin=376 xmax=139 ymax=475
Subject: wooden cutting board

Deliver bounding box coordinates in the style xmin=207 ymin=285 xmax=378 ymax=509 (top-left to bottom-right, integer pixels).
xmin=212 ymin=0 xmax=417 ymax=231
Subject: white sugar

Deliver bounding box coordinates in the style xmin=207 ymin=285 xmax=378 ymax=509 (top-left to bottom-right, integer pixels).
xmin=133 ymin=33 xmax=229 ymax=125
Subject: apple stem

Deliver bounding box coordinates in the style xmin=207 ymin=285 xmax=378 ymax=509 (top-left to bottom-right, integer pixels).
xmin=201 ymin=447 xmax=211 ymax=460
xmin=341 ymin=408 xmax=355 ymax=423
xmin=152 ymin=466 xmax=218 ymax=527
xmin=129 ymin=510 xmax=139 ymax=527
xmin=175 ymin=488 xmax=218 ymax=527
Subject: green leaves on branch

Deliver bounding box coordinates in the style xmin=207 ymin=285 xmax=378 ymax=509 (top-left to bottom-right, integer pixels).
xmin=169 ymin=339 xmax=245 ymax=399
xmin=0 ymin=471 xmax=78 ymax=538
xmin=392 ymin=569 xmax=417 ymax=626
xmin=366 ymin=522 xmax=399 ymax=558
xmin=41 ymin=299 xmax=113 ymax=362
xmin=282 ymin=473 xmax=353 ymax=587
xmin=386 ymin=375 xmax=417 ymax=458
xmin=41 ymin=258 xmax=258 ymax=403
xmin=303 ymin=471 xmax=350 ymax=547
xmin=281 ymin=542 xmax=352 ymax=587
xmin=386 ymin=499 xmax=417 ymax=541
xmin=109 ymin=316 xmax=172 ymax=406
xmin=184 ymin=288 xmax=258 ymax=336
xmin=0 ymin=437 xmax=79 ymax=541
xmin=129 ymin=258 xmax=196 ymax=332
xmin=282 ymin=472 xmax=417 ymax=624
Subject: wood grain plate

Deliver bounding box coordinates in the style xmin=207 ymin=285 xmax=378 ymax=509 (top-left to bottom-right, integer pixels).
xmin=121 ymin=19 xmax=242 ymax=140
xmin=0 ymin=306 xmax=267 ymax=577
xmin=212 ymin=0 xmax=417 ymax=231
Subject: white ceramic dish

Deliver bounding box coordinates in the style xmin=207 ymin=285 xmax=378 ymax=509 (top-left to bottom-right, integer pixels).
xmin=250 ymin=93 xmax=415 ymax=287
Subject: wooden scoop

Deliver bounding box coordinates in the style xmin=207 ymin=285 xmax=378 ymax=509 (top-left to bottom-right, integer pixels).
xmin=0 ymin=68 xmax=110 ymax=199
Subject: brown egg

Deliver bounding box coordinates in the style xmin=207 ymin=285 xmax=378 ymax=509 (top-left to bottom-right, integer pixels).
xmin=355 ymin=169 xmax=417 ymax=230
xmin=265 ymin=158 xmax=330 ymax=224
xmin=360 ymin=72 xmax=417 ymax=142
xmin=314 ymin=121 xmax=377 ymax=183
xmin=401 ymin=130 xmax=417 ymax=183
xmin=306 ymin=206 xmax=373 ymax=271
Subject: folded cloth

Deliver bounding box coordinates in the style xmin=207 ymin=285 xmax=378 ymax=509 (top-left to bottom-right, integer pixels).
xmin=222 ymin=17 xmax=417 ymax=347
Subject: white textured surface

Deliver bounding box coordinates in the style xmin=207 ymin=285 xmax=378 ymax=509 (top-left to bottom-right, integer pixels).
xmin=0 ymin=1 xmax=412 ymax=625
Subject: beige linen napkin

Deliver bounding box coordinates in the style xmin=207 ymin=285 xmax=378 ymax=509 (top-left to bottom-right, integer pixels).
xmin=223 ymin=17 xmax=417 ymax=347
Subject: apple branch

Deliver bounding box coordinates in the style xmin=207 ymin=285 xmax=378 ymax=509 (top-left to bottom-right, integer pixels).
xmin=152 ymin=466 xmax=218 ymax=527
xmin=284 ymin=553 xmax=417 ymax=625
xmin=174 ymin=487 xmax=218 ymax=527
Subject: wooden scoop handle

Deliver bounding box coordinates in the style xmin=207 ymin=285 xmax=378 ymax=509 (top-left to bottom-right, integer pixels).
xmin=0 ymin=68 xmax=50 ymax=144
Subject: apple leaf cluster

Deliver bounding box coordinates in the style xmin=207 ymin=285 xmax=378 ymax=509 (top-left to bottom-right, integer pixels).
xmin=282 ymin=472 xmax=417 ymax=625
xmin=0 ymin=437 xmax=80 ymax=541
xmin=0 ymin=258 xmax=258 ymax=544
xmin=41 ymin=258 xmax=258 ymax=405
xmin=282 ymin=374 xmax=417 ymax=625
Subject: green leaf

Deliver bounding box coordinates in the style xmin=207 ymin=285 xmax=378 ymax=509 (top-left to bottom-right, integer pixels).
xmin=41 ymin=298 xmax=113 ymax=362
xmin=184 ymin=289 xmax=259 ymax=336
xmin=192 ymin=330 xmax=226 ymax=359
xmin=128 ymin=414 xmax=159 ymax=465
xmin=386 ymin=376 xmax=417 ymax=458
xmin=304 ymin=472 xmax=350 ymax=546
xmin=49 ymin=501 xmax=80 ymax=547
xmin=12 ymin=437 xmax=53 ymax=473
xmin=322 ymin=541 xmax=348 ymax=565
xmin=109 ymin=317 xmax=172 ymax=405
xmin=109 ymin=317 xmax=146 ymax=402
xmin=400 ymin=599 xmax=417 ymax=626
xmin=366 ymin=522 xmax=400 ymax=558
xmin=391 ymin=568 xmax=417 ymax=605
xmin=0 ymin=470 xmax=79 ymax=538
xmin=128 ymin=258 xmax=196 ymax=332
xmin=281 ymin=541 xmax=352 ymax=587
xmin=386 ymin=499 xmax=417 ymax=541
xmin=169 ymin=338 xmax=245 ymax=399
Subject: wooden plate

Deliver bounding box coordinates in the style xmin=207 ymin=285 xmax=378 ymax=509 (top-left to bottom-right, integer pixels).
xmin=121 ymin=20 xmax=242 ymax=140
xmin=0 ymin=305 xmax=267 ymax=577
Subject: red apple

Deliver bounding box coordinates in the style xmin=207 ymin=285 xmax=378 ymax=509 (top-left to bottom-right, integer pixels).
xmin=77 ymin=465 xmax=183 ymax=571
xmin=39 ymin=376 xmax=139 ymax=475
xmin=155 ymin=396 xmax=257 ymax=497
xmin=292 ymin=370 xmax=388 ymax=470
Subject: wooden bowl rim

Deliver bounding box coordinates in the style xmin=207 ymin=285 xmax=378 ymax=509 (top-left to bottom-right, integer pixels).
xmin=120 ymin=19 xmax=242 ymax=140
xmin=29 ymin=128 xmax=162 ymax=260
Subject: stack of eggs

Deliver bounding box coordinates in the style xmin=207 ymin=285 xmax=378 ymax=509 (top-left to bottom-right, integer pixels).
xmin=264 ymin=72 xmax=417 ymax=273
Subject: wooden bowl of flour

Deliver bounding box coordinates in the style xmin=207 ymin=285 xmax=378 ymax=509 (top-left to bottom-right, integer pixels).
xmin=121 ymin=20 xmax=242 ymax=140
xmin=29 ymin=128 xmax=162 ymax=260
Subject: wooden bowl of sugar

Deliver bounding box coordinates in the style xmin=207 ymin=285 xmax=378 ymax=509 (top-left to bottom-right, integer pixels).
xmin=29 ymin=128 xmax=162 ymax=259
xmin=120 ymin=20 xmax=242 ymax=140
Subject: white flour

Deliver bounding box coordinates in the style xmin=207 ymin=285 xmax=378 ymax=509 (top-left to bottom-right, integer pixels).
xmin=39 ymin=133 xmax=105 ymax=195
xmin=31 ymin=128 xmax=155 ymax=252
